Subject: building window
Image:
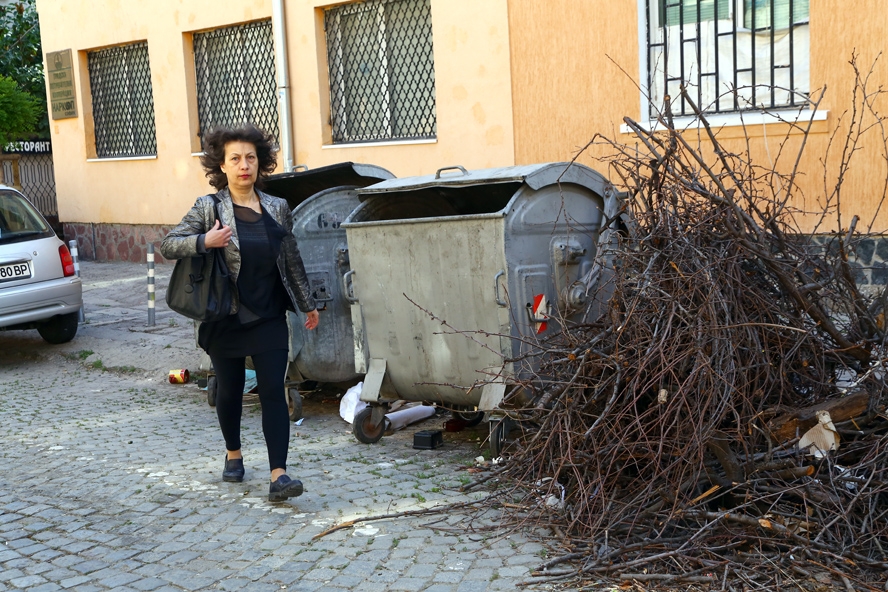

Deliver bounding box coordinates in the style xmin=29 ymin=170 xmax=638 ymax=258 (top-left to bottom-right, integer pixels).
xmin=87 ymin=42 xmax=156 ymax=157
xmin=646 ymin=0 xmax=810 ymax=118
xmin=193 ymin=20 xmax=279 ymax=148
xmin=324 ymin=0 xmax=436 ymax=144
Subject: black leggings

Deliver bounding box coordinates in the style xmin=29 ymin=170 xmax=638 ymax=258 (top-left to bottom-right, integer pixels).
xmin=210 ymin=349 xmax=290 ymax=471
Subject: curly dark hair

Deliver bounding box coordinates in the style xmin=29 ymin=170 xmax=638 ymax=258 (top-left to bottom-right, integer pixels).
xmin=200 ymin=125 xmax=278 ymax=190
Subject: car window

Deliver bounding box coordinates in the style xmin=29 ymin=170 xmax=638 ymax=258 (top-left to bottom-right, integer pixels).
xmin=0 ymin=190 xmax=53 ymax=245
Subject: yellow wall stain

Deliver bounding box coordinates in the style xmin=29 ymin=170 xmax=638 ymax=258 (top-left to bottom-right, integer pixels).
xmin=485 ymin=125 xmax=504 ymax=146
xmin=472 ymin=103 xmax=486 ymax=125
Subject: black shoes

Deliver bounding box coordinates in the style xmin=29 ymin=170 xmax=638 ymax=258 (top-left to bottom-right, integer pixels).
xmin=223 ymin=456 xmax=302 ymax=501
xmin=222 ymin=455 xmax=245 ymax=483
xmin=269 ymin=475 xmax=303 ymax=502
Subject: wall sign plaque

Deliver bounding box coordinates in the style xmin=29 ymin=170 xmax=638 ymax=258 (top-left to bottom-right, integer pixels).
xmin=46 ymin=49 xmax=78 ymax=120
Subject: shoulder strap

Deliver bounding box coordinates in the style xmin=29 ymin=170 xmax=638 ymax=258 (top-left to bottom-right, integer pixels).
xmin=209 ymin=193 xmax=222 ymax=224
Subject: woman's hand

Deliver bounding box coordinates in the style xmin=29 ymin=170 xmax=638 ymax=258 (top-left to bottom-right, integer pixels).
xmin=204 ymin=219 xmax=232 ymax=248
xmin=304 ymin=309 xmax=319 ymax=330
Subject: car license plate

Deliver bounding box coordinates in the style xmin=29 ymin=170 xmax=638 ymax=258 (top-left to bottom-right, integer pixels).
xmin=0 ymin=261 xmax=32 ymax=282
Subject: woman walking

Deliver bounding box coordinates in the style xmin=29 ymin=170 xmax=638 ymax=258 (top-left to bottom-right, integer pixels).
xmin=161 ymin=125 xmax=318 ymax=502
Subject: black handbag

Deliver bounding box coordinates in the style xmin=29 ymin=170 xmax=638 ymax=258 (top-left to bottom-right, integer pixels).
xmin=165 ymin=195 xmax=233 ymax=322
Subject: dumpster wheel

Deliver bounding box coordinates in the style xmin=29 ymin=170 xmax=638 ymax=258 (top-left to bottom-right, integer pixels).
xmin=207 ymin=376 xmax=217 ymax=408
xmin=454 ymin=409 xmax=484 ymax=428
xmin=286 ymin=388 xmax=303 ymax=422
xmin=353 ymin=407 xmax=385 ymax=444
xmin=489 ymin=417 xmax=511 ymax=458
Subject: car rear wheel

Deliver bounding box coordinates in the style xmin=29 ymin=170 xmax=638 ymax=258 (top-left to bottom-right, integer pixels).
xmin=37 ymin=311 xmax=79 ymax=344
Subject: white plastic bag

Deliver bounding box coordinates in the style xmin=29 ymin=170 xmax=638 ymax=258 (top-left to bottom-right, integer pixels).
xmin=338 ymin=381 xmax=435 ymax=430
xmin=339 ymin=382 xmax=366 ymax=424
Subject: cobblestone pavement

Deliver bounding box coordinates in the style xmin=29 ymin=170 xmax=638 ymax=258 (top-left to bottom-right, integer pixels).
xmin=0 ymin=262 xmax=557 ymax=592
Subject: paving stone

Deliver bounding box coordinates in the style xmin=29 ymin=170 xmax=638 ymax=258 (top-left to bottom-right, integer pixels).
xmin=0 ymin=260 xmax=560 ymax=592
xmin=58 ymin=574 xmax=92 ymax=588
xmin=129 ymin=577 xmax=169 ymax=591
xmin=388 ymin=577 xmax=431 ymax=591
xmin=0 ymin=563 xmax=27 ymax=582
xmin=96 ymin=571 xmax=142 ymax=587
xmin=457 ymin=581 xmax=496 ymax=592
xmin=8 ymin=574 xmax=47 ymax=588
xmin=30 ymin=584 xmax=65 ymax=592
xmin=37 ymin=567 xmax=77 ymax=582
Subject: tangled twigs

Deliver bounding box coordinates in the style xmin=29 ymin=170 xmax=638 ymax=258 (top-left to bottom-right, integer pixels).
xmin=470 ymin=54 xmax=888 ymax=590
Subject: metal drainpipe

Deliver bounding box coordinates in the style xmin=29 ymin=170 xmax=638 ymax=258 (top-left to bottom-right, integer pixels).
xmin=272 ymin=0 xmax=294 ymax=172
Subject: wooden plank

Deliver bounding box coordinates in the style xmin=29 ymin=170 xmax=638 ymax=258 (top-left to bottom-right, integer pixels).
xmin=766 ymin=390 xmax=872 ymax=444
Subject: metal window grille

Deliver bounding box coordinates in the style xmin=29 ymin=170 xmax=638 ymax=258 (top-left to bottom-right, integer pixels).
xmin=16 ymin=154 xmax=56 ymax=216
xmin=325 ymin=0 xmax=436 ymax=144
xmin=646 ymin=0 xmax=810 ymax=118
xmin=87 ymin=42 xmax=157 ymax=157
xmin=193 ymin=20 xmax=280 ymax=147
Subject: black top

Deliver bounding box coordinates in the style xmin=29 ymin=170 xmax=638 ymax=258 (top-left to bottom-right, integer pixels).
xmin=233 ymin=204 xmax=289 ymax=323
xmin=197 ymin=204 xmax=291 ymax=358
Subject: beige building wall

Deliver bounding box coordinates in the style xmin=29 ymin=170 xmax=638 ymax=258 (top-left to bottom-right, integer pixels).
xmin=287 ymin=0 xmax=514 ymax=175
xmin=36 ymin=0 xmax=515 ymax=232
xmin=36 ymin=0 xmax=275 ymax=228
xmin=507 ymin=0 xmax=641 ymax=167
xmin=35 ymin=0 xmax=888 ymax=258
xmin=508 ymin=0 xmax=888 ymax=234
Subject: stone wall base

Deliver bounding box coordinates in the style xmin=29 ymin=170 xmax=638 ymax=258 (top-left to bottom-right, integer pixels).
xmin=810 ymin=235 xmax=888 ymax=288
xmin=64 ymin=222 xmax=174 ymax=264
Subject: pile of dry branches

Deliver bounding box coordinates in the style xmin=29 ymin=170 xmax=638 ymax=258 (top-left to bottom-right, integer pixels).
xmin=485 ymin=57 xmax=888 ymax=590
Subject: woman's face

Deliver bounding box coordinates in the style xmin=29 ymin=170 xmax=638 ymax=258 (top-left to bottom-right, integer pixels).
xmin=219 ymin=141 xmax=258 ymax=192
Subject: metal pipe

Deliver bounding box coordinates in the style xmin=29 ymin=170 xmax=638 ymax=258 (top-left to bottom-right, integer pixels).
xmin=272 ymin=0 xmax=294 ymax=172
xmin=68 ymin=239 xmax=85 ymax=323
xmin=147 ymin=243 xmax=155 ymax=326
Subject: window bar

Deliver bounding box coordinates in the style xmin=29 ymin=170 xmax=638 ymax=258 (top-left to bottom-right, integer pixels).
xmin=659 ymin=1 xmax=670 ymax=118
xmin=732 ymin=0 xmax=739 ymax=111
xmin=713 ymin=0 xmax=720 ymax=113
xmin=646 ymin=0 xmax=653 ymax=118
xmin=379 ymin=5 xmax=392 ymax=138
xmin=713 ymin=3 xmax=736 ymax=113
xmin=750 ymin=0 xmax=756 ymax=109
xmin=788 ymin=0 xmax=795 ymax=106
xmin=770 ymin=0 xmax=776 ymax=107
xmin=678 ymin=0 xmax=687 ymax=115
xmin=695 ymin=0 xmax=702 ymax=114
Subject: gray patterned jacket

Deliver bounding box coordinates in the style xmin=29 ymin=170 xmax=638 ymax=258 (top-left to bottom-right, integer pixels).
xmin=160 ymin=187 xmax=317 ymax=314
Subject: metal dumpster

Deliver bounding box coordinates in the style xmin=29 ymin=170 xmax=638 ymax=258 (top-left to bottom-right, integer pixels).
xmin=203 ymin=162 xmax=394 ymax=419
xmin=342 ymin=163 xmax=624 ymax=444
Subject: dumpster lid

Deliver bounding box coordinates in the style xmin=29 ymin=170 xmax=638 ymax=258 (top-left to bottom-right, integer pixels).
xmin=262 ymin=162 xmax=394 ymax=209
xmin=357 ymin=162 xmax=610 ymax=196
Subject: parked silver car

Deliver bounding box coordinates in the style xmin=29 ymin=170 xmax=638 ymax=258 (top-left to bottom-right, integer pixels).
xmin=0 ymin=185 xmax=82 ymax=343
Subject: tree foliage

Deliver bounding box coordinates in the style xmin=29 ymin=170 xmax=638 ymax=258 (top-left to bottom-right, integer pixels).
xmin=0 ymin=0 xmax=46 ymax=138
xmin=0 ymin=74 xmax=38 ymax=144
